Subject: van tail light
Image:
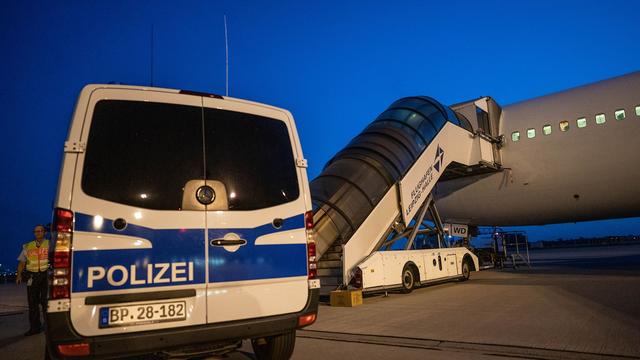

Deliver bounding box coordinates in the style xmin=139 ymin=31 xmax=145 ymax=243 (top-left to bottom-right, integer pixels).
xmin=307 ymin=241 xmax=317 ymax=279
xmin=305 ymin=211 xmax=317 ymax=280
xmin=51 ymin=208 xmax=73 ymax=300
xmin=304 ymin=210 xmax=314 ymax=230
xmin=57 ymin=343 xmax=90 ymax=356
xmin=55 ymin=208 xmax=73 ymax=232
xmin=298 ymin=313 xmax=317 ymax=327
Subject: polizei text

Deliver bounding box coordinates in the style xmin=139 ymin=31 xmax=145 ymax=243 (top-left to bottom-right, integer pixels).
xmin=87 ymin=262 xmax=195 ymax=288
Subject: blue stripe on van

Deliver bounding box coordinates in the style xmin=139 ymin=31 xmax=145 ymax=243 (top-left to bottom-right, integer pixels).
xmin=71 ymin=213 xmax=307 ymax=292
xmin=73 ymin=213 xmax=205 ymax=292
xmin=208 ymin=216 xmax=307 ymax=283
xmin=75 ymin=213 xmax=161 ymax=239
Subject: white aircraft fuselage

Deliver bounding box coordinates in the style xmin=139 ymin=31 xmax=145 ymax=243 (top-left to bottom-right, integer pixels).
xmin=435 ymin=71 xmax=640 ymax=226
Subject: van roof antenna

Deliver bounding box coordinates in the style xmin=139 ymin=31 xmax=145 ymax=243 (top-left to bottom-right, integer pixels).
xmin=150 ymin=23 xmax=155 ymax=87
xmin=224 ymin=15 xmax=229 ymax=96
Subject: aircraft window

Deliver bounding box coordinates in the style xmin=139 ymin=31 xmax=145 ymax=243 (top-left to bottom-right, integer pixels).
xmin=577 ymin=118 xmax=587 ymax=128
xmin=527 ymin=128 xmax=536 ymax=138
xmin=511 ymin=131 xmax=520 ymax=142
xmin=543 ymin=124 xmax=552 ymax=135
xmin=615 ymin=109 xmax=625 ymax=120
xmin=559 ymin=121 xmax=569 ymax=132
xmin=636 ymin=105 xmax=640 ymax=116
xmin=595 ymin=113 xmax=606 ymax=125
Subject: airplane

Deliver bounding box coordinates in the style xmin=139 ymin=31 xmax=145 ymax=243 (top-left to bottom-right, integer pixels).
xmin=434 ymin=71 xmax=640 ymax=226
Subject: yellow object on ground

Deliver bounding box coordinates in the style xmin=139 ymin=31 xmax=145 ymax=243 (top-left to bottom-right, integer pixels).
xmin=330 ymin=289 xmax=363 ymax=307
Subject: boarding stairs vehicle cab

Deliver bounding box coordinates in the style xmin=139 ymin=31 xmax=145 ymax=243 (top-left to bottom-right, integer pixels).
xmin=46 ymin=85 xmax=319 ymax=359
xmin=312 ymin=96 xmax=503 ymax=294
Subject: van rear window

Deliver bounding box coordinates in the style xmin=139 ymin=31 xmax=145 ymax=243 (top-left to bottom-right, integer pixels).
xmin=82 ymin=100 xmax=299 ymax=210
xmin=203 ymin=107 xmax=299 ymax=210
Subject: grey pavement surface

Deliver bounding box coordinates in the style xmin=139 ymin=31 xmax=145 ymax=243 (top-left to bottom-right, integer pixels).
xmin=0 ymin=244 xmax=638 ymax=359
xmin=0 ymin=282 xmax=28 ymax=316
xmin=305 ymin=245 xmax=640 ymax=358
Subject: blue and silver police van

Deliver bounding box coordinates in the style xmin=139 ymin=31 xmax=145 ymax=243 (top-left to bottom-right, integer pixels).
xmin=46 ymin=85 xmax=320 ymax=359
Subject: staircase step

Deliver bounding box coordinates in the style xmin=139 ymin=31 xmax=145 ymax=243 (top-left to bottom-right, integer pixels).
xmin=319 ymin=276 xmax=342 ymax=287
xmin=318 ymin=260 xmax=341 ymax=269
xmin=318 ymin=267 xmax=342 ymax=277
xmin=322 ymin=252 xmax=342 ymax=261
xmin=327 ymin=244 xmax=343 ymax=253
xmin=320 ymin=286 xmax=339 ymax=297
xmin=320 ymin=286 xmax=339 ymax=296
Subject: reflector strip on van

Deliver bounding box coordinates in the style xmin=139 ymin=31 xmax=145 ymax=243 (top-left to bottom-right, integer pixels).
xmin=58 ymin=343 xmax=90 ymax=356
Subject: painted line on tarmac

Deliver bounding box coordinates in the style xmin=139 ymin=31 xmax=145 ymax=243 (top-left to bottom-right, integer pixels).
xmin=297 ymin=330 xmax=640 ymax=360
xmin=0 ymin=311 xmax=25 ymax=317
xmin=0 ymin=305 xmax=27 ymax=317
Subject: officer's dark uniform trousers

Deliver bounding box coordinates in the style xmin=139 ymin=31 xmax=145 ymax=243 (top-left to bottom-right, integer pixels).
xmin=26 ymin=271 xmax=48 ymax=330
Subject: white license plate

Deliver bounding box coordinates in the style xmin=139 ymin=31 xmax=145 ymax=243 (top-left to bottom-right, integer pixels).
xmin=99 ymin=301 xmax=186 ymax=328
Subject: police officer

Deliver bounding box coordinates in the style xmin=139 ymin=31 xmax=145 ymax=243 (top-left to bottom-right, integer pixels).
xmin=16 ymin=224 xmax=50 ymax=336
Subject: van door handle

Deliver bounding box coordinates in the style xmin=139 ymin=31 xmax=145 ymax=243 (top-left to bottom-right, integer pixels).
xmin=210 ymin=239 xmax=247 ymax=247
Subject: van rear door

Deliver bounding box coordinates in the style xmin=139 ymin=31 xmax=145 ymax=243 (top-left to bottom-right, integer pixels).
xmin=68 ymin=87 xmax=208 ymax=336
xmin=201 ymin=97 xmax=310 ymax=323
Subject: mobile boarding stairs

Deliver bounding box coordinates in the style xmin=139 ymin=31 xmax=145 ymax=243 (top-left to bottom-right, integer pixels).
xmin=310 ymin=96 xmax=504 ymax=295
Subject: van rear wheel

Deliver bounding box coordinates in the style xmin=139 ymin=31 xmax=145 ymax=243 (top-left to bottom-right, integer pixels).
xmin=251 ymin=330 xmax=296 ymax=360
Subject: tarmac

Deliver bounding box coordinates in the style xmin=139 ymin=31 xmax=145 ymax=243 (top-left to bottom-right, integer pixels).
xmin=1 ymin=244 xmax=639 ymax=359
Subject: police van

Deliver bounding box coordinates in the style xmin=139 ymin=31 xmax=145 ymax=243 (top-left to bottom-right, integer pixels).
xmin=46 ymin=85 xmax=319 ymax=359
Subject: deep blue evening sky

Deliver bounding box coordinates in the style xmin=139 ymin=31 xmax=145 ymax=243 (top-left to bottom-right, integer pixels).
xmin=1 ymin=1 xmax=639 ymax=269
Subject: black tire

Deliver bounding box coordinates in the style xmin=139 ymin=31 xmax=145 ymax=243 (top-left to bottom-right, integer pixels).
xmin=460 ymin=259 xmax=471 ymax=281
xmin=251 ymin=330 xmax=296 ymax=360
xmin=401 ymin=265 xmax=416 ymax=293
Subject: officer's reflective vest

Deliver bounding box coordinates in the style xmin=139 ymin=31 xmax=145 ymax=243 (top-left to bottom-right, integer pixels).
xmin=24 ymin=240 xmax=49 ymax=272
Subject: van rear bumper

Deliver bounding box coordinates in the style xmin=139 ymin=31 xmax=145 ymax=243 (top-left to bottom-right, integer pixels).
xmin=46 ymin=289 xmax=319 ymax=360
